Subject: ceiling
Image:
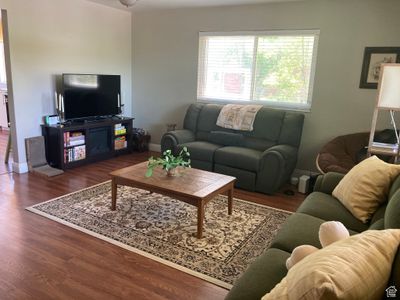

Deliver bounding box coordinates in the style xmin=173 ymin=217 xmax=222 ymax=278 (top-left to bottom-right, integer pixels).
xmin=87 ymin=0 xmax=302 ymax=12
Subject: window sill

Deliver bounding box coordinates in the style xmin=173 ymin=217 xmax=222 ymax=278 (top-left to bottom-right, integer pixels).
xmin=197 ymin=98 xmax=311 ymax=113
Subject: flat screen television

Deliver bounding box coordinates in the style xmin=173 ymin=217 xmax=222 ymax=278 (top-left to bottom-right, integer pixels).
xmin=62 ymin=74 xmax=121 ymax=120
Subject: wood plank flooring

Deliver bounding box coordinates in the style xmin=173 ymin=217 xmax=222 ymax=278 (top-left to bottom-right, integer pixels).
xmin=0 ymin=131 xmax=305 ymax=300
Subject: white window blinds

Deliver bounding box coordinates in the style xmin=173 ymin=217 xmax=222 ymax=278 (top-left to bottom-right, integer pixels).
xmin=197 ymin=30 xmax=319 ymax=111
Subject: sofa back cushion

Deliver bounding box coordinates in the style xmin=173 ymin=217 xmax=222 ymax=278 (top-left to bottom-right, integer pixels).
xmin=208 ymin=131 xmax=244 ymax=146
xmin=389 ymin=175 xmax=400 ymax=199
xmin=183 ymin=103 xmax=204 ymax=132
xmin=189 ymin=103 xmax=304 ymax=151
xmin=196 ymin=104 xmax=223 ymax=140
xmin=278 ymin=112 xmax=305 ymax=147
xmin=385 ymin=189 xmax=400 ymax=229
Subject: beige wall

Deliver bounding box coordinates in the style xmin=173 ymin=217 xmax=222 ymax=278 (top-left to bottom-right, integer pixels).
xmin=0 ymin=0 xmax=131 ymax=172
xmin=132 ymin=0 xmax=400 ymax=171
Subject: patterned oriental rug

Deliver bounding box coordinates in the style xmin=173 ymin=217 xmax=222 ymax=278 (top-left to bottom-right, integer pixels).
xmin=26 ymin=182 xmax=291 ymax=289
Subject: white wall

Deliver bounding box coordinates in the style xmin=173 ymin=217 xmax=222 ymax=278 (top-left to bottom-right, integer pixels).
xmin=132 ymin=0 xmax=400 ymax=171
xmin=0 ymin=0 xmax=132 ymax=172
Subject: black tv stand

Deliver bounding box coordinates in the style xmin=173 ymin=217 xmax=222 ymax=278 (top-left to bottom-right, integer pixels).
xmin=41 ymin=117 xmax=134 ymax=170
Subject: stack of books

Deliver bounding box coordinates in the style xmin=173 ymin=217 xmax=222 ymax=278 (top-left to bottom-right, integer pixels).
xmin=64 ymin=145 xmax=86 ymax=163
xmin=115 ymin=136 xmax=127 ymax=150
xmin=115 ymin=124 xmax=127 ymax=136
xmin=64 ymin=131 xmax=85 ymax=147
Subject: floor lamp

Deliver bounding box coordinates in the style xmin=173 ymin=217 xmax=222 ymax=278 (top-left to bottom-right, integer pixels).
xmin=368 ymin=63 xmax=400 ymax=161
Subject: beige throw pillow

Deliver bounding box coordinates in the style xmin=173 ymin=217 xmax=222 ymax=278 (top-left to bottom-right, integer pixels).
xmin=262 ymin=229 xmax=400 ymax=300
xmin=332 ymin=155 xmax=400 ymax=223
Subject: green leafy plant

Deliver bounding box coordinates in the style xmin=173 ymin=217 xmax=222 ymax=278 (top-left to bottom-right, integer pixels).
xmin=145 ymin=147 xmax=191 ymax=177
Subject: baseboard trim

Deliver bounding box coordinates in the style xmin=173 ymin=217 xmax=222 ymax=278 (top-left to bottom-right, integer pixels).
xmin=12 ymin=162 xmax=29 ymax=174
xmin=149 ymin=143 xmax=161 ymax=152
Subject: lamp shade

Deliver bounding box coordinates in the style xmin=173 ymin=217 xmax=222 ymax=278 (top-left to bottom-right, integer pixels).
xmin=377 ymin=64 xmax=400 ymax=109
xmin=119 ymin=0 xmax=138 ymax=7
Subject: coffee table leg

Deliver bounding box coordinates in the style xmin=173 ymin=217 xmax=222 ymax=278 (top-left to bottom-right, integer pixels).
xmin=197 ymin=202 xmax=204 ymax=239
xmin=111 ymin=177 xmax=117 ymax=211
xmin=228 ymin=185 xmax=233 ymax=215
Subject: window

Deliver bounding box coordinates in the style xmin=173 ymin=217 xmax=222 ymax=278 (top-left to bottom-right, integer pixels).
xmin=197 ymin=30 xmax=319 ymax=111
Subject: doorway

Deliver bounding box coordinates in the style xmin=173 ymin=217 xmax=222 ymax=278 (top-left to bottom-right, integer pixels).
xmin=0 ymin=10 xmax=14 ymax=174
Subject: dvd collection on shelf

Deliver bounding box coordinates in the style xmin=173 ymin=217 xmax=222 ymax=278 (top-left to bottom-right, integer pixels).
xmin=63 ymin=131 xmax=86 ymax=163
xmin=114 ymin=124 xmax=127 ymax=150
xmin=64 ymin=145 xmax=86 ymax=163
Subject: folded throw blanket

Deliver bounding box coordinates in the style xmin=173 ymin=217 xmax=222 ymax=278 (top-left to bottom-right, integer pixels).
xmin=216 ymin=104 xmax=263 ymax=131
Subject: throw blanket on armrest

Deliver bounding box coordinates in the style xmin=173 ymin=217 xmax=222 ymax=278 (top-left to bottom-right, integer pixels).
xmin=216 ymin=104 xmax=263 ymax=131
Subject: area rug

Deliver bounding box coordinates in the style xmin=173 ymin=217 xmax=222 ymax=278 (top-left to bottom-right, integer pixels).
xmin=26 ymin=181 xmax=291 ymax=289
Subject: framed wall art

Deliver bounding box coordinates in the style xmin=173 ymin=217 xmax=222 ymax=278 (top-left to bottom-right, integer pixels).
xmin=359 ymin=47 xmax=400 ymax=89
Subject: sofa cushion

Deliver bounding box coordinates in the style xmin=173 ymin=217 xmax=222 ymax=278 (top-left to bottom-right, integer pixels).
xmin=183 ymin=103 xmax=203 ymax=132
xmin=190 ymin=159 xmax=213 ymax=171
xmin=332 ymin=155 xmax=400 ymax=223
xmin=264 ymin=229 xmax=400 ymax=300
xmin=246 ymin=109 xmax=284 ymax=141
xmin=270 ymin=213 xmax=323 ymax=252
xmin=178 ymin=141 xmax=222 ymax=162
xmin=369 ymin=219 xmax=385 ymax=230
xmin=208 ymin=131 xmax=244 ymax=146
xmin=196 ymin=104 xmax=223 ymax=133
xmin=385 ymin=189 xmax=400 ymax=229
xmin=370 ymin=203 xmax=387 ymax=225
xmin=297 ymin=192 xmax=368 ymax=233
xmin=214 ymin=147 xmax=262 ymax=172
xmin=270 ymin=212 xmax=358 ymax=253
xmin=225 ymin=248 xmax=290 ymax=300
xmin=389 ymin=175 xmax=400 ymax=199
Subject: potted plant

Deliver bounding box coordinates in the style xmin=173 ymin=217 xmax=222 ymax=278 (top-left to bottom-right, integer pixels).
xmin=145 ymin=147 xmax=191 ymax=177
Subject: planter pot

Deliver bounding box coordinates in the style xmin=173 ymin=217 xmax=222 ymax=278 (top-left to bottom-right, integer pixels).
xmin=166 ymin=168 xmax=178 ymax=177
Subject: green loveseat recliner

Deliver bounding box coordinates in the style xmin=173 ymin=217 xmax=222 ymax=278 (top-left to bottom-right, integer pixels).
xmin=161 ymin=103 xmax=304 ymax=194
xmin=226 ymin=172 xmax=400 ymax=300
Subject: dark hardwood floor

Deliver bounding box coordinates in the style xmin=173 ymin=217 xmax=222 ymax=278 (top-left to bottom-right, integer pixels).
xmin=0 ymin=131 xmax=305 ymax=300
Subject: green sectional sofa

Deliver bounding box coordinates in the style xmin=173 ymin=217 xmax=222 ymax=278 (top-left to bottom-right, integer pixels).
xmin=161 ymin=103 xmax=304 ymax=194
xmin=225 ymin=172 xmax=400 ymax=299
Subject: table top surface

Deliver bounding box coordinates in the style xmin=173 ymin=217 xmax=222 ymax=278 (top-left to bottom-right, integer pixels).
xmin=110 ymin=162 xmax=236 ymax=199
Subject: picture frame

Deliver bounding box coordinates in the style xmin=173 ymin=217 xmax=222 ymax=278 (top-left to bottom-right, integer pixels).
xmin=359 ymin=47 xmax=400 ymax=89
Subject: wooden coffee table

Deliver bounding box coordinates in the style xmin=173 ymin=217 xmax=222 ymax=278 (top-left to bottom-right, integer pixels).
xmin=110 ymin=162 xmax=236 ymax=239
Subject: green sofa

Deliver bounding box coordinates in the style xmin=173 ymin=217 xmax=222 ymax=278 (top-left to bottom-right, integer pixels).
xmin=226 ymin=172 xmax=400 ymax=299
xmin=161 ymin=103 xmax=304 ymax=194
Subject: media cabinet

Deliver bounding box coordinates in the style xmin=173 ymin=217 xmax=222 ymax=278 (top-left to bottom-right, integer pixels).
xmin=41 ymin=117 xmax=134 ymax=170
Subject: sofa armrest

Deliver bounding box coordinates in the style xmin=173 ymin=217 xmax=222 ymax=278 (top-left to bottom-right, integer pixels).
xmin=313 ymin=172 xmax=345 ymax=194
xmin=256 ymin=145 xmax=298 ymax=194
xmin=261 ymin=144 xmax=298 ymax=163
xmin=161 ymin=129 xmax=195 ymax=153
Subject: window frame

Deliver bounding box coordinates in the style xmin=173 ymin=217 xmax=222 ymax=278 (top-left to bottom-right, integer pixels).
xmin=197 ymin=30 xmax=320 ymax=112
